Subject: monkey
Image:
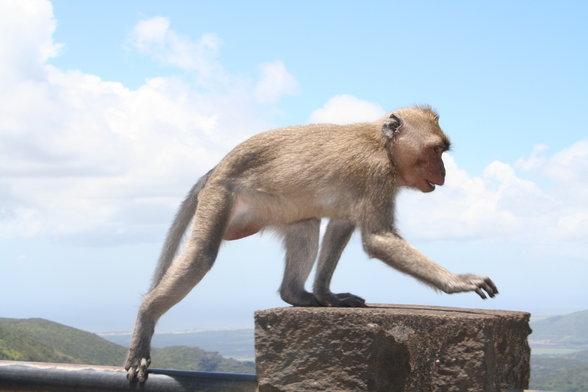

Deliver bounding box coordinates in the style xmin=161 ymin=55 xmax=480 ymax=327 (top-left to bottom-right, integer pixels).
xmin=125 ymin=105 xmax=498 ymax=382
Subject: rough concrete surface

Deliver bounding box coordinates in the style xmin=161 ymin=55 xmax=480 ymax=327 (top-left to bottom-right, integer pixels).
xmin=255 ymin=304 xmax=531 ymax=392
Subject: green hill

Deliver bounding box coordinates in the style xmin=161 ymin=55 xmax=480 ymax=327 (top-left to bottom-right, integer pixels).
xmin=0 ymin=317 xmax=254 ymax=373
xmin=530 ymin=309 xmax=588 ymax=348
xmin=0 ymin=318 xmax=126 ymax=365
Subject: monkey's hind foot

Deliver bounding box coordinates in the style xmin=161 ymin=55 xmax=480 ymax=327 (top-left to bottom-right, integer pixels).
xmin=281 ymin=290 xmax=321 ymax=307
xmin=316 ymin=292 xmax=367 ymax=307
xmin=125 ymin=355 xmax=151 ymax=383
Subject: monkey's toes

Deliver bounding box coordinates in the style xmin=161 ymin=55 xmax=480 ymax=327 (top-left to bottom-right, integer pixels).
xmin=335 ymin=293 xmax=367 ymax=307
xmin=317 ymin=292 xmax=366 ymax=307
xmin=126 ymin=357 xmax=150 ymax=383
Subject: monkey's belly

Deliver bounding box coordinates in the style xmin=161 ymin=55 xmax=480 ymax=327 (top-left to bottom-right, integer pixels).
xmin=223 ymin=191 xmax=339 ymax=241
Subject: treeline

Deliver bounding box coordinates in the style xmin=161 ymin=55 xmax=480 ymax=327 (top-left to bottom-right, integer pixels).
xmin=531 ymin=351 xmax=588 ymax=392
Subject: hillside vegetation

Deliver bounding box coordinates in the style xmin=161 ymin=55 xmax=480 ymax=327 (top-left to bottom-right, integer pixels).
xmin=0 ymin=318 xmax=126 ymax=365
xmin=529 ymin=309 xmax=588 ymax=391
xmin=531 ymin=349 xmax=588 ymax=392
xmin=0 ymin=318 xmax=254 ymax=373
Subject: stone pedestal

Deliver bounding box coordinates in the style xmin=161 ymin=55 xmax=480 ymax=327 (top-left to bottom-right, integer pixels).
xmin=255 ymin=304 xmax=530 ymax=392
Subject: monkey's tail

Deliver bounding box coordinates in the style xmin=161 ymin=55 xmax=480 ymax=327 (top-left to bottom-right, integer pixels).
xmin=149 ymin=169 xmax=214 ymax=291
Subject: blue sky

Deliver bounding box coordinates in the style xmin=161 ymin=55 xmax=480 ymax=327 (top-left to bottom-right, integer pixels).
xmin=1 ymin=0 xmax=587 ymax=333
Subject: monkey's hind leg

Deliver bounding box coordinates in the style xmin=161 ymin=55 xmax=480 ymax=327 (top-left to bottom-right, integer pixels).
xmin=125 ymin=185 xmax=232 ymax=382
xmin=313 ymin=219 xmax=366 ymax=307
xmin=279 ymin=218 xmax=321 ymax=306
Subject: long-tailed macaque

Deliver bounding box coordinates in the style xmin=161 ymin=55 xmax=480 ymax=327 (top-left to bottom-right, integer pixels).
xmin=125 ymin=105 xmax=498 ymax=382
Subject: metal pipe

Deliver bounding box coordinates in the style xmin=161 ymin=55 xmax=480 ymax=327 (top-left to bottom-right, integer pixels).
xmin=0 ymin=361 xmax=257 ymax=392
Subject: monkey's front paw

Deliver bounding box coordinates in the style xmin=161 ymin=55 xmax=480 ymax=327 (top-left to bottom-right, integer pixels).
xmin=316 ymin=291 xmax=366 ymax=307
xmin=125 ymin=354 xmax=151 ymax=383
xmin=450 ymin=274 xmax=499 ymax=299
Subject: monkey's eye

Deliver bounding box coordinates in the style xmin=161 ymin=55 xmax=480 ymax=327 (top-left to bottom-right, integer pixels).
xmin=433 ymin=144 xmax=447 ymax=155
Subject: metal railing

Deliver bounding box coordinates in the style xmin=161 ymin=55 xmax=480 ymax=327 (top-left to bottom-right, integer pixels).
xmin=0 ymin=360 xmax=548 ymax=391
xmin=0 ymin=360 xmax=257 ymax=392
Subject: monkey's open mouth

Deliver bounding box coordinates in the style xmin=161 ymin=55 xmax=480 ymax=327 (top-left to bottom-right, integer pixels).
xmin=426 ymin=180 xmax=436 ymax=191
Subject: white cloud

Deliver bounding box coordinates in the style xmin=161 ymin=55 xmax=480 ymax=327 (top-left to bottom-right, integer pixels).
xmin=0 ymin=0 xmax=61 ymax=83
xmin=129 ymin=16 xmax=226 ymax=86
xmin=516 ymin=140 xmax=588 ymax=240
xmin=517 ymin=140 xmax=588 ymax=192
xmin=254 ymin=61 xmax=300 ymax=103
xmin=0 ymin=2 xmax=296 ymax=243
xmin=0 ymin=66 xmax=229 ymax=240
xmin=308 ymin=94 xmax=385 ymax=124
xmin=397 ymin=147 xmax=588 ymax=245
xmin=131 ymin=16 xmax=170 ymax=48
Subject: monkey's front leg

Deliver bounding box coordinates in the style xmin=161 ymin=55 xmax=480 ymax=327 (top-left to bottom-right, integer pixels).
xmin=362 ymin=231 xmax=498 ymax=299
xmin=313 ymin=220 xmax=366 ymax=307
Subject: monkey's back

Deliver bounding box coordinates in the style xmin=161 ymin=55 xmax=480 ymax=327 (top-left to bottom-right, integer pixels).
xmin=207 ymin=121 xmax=397 ymax=224
xmin=219 ymin=122 xmax=393 ymax=193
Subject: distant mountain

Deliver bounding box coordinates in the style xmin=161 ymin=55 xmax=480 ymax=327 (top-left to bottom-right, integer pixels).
xmin=530 ymin=309 xmax=588 ymax=347
xmin=153 ymin=345 xmax=253 ymax=373
xmin=101 ymin=328 xmax=255 ymax=361
xmin=0 ymin=317 xmax=254 ymax=373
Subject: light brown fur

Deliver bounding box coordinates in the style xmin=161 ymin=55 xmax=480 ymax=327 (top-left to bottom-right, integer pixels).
xmin=125 ymin=105 xmax=498 ymax=382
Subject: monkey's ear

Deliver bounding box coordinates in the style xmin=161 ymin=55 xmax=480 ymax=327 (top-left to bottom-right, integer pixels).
xmin=382 ymin=114 xmax=402 ymax=139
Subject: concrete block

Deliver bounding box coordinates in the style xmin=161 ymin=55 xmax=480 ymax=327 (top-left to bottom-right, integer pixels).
xmin=255 ymin=304 xmax=530 ymax=392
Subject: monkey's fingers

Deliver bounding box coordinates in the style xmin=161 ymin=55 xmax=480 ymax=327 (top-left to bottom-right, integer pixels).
xmin=485 ymin=278 xmax=499 ymax=296
xmin=474 ymin=278 xmax=498 ymax=299
xmin=474 ymin=287 xmax=488 ymax=300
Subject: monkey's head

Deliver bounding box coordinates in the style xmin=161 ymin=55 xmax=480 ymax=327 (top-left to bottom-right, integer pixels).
xmin=382 ymin=106 xmax=450 ymax=193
